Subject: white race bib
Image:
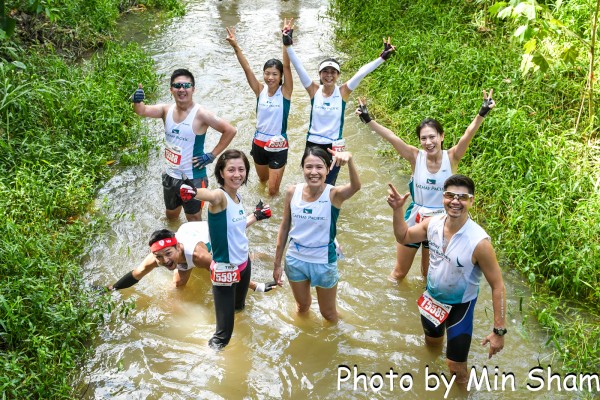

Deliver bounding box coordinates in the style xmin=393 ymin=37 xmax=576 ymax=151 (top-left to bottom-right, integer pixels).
xmin=164 ymin=143 xmax=182 ymax=168
xmin=210 ymin=262 xmax=240 ymax=286
xmin=416 ymin=207 xmax=445 ymax=223
xmin=332 ymin=138 xmax=346 ymax=152
xmin=417 ymin=291 xmax=452 ymax=327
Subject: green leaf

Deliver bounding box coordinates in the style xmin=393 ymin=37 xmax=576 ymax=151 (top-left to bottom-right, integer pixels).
xmin=11 ymin=61 xmax=26 ymax=70
xmin=489 ymin=2 xmax=508 ymax=16
xmin=561 ymin=45 xmax=578 ymax=64
xmin=532 ymin=53 xmax=549 ymax=72
xmin=514 ymin=1 xmax=536 ymax=20
xmin=523 ymin=38 xmax=537 ymax=54
xmin=497 ymin=5 xmax=514 ymax=20
xmin=514 ymin=24 xmax=528 ymax=39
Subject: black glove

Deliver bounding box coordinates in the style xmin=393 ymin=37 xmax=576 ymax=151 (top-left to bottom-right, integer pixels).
xmin=131 ymin=87 xmax=145 ymax=103
xmin=357 ymin=103 xmax=372 ymax=124
xmin=253 ymin=200 xmax=272 ymax=221
xmin=282 ymin=28 xmax=293 ymax=46
xmin=380 ymin=40 xmax=394 ymax=60
xmin=478 ymin=97 xmax=495 ymax=117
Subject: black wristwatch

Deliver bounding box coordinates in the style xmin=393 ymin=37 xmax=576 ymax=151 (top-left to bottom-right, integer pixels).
xmin=493 ymin=327 xmax=508 ymax=336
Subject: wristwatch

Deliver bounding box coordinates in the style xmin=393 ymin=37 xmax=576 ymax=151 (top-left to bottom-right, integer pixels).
xmin=493 ymin=327 xmax=508 ymax=336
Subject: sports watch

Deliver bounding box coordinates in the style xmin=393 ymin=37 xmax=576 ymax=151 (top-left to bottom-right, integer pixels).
xmin=493 ymin=327 xmax=508 ymax=336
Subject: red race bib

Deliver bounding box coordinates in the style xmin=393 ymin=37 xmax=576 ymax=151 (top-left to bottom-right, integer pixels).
xmin=417 ymin=291 xmax=452 ymax=327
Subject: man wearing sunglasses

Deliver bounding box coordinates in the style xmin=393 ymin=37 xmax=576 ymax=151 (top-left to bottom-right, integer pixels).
xmin=387 ymin=174 xmax=507 ymax=385
xmin=132 ymin=69 xmax=237 ymax=222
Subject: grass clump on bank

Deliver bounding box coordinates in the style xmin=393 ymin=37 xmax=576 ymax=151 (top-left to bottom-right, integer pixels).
xmin=0 ymin=0 xmax=183 ymax=398
xmin=329 ymin=0 xmax=599 ymax=372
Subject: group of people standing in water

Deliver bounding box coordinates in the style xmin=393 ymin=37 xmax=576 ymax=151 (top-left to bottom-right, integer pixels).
xmin=111 ymin=18 xmax=507 ymax=384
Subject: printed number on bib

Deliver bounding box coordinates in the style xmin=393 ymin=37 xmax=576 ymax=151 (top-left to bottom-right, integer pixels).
xmin=417 ymin=291 xmax=452 ymax=327
xmin=332 ymin=139 xmax=346 ymax=152
xmin=211 ymin=262 xmax=240 ymax=286
xmin=416 ymin=207 xmax=446 ymax=223
xmin=264 ymin=136 xmax=288 ymax=152
xmin=164 ymin=143 xmax=182 ymax=168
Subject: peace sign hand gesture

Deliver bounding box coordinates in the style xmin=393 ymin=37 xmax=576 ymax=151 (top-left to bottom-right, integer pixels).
xmin=282 ymin=18 xmax=294 ymax=46
xmin=387 ymin=183 xmax=410 ymax=211
xmin=225 ymin=26 xmax=238 ymax=48
xmin=355 ymin=97 xmax=372 ymax=123
xmin=478 ymin=89 xmax=496 ymax=117
xmin=380 ymin=37 xmax=396 ymax=60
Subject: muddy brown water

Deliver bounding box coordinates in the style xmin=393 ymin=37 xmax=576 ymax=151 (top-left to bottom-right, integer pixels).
xmin=78 ymin=0 xmax=580 ymax=398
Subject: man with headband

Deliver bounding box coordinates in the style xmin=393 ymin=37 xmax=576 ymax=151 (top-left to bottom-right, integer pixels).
xmin=108 ymin=221 xmax=276 ymax=292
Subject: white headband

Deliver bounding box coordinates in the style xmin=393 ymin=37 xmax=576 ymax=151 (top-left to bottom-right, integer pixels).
xmin=318 ymin=61 xmax=340 ymax=72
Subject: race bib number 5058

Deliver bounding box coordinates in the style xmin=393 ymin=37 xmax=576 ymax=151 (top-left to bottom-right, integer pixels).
xmin=211 ymin=262 xmax=240 ymax=286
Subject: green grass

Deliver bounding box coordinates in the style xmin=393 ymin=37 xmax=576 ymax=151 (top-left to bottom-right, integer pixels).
xmin=330 ymin=0 xmax=599 ymax=372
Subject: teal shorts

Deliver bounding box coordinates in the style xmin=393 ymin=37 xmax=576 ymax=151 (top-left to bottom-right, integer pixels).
xmin=284 ymin=255 xmax=339 ymax=289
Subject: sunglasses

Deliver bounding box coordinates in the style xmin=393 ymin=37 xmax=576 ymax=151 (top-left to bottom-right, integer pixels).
xmin=443 ymin=191 xmax=473 ymax=201
xmin=171 ymin=82 xmax=194 ymax=89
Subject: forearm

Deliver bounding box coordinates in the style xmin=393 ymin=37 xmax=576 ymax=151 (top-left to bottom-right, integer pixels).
xmin=347 ymin=158 xmax=361 ymax=194
xmin=346 ymin=57 xmax=385 ymax=91
xmin=110 ymin=270 xmax=140 ymax=290
xmin=491 ymin=284 xmax=507 ymax=328
xmin=274 ymin=225 xmax=290 ymax=267
xmin=392 ymin=209 xmax=409 ymax=244
xmin=286 ymin=46 xmax=312 ymax=88
xmin=246 ymin=214 xmax=257 ymax=228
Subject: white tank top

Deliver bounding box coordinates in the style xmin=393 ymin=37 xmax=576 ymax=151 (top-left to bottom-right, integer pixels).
xmin=426 ymin=215 xmax=490 ymax=304
xmin=175 ymin=221 xmax=211 ymax=271
xmin=287 ymin=184 xmax=339 ymax=263
xmin=164 ymin=104 xmax=208 ymax=179
xmin=254 ymin=85 xmax=290 ymax=142
xmin=207 ymin=190 xmax=248 ymax=266
xmin=307 ymin=85 xmax=345 ymax=144
xmin=404 ymin=150 xmax=452 ymax=226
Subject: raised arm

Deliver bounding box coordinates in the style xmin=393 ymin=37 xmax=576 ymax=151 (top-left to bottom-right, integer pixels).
xmin=330 ymin=150 xmax=361 ymax=207
xmin=226 ymin=27 xmax=262 ymax=97
xmin=340 ymin=37 xmax=395 ymax=100
xmin=355 ymin=97 xmax=418 ymax=166
xmin=387 ymin=183 xmax=428 ymax=244
xmin=282 ymin=18 xmax=319 ymax=98
xmin=448 ymin=89 xmax=495 ymax=168
xmin=273 ymin=185 xmax=294 ymax=285
xmin=281 ymin=32 xmax=293 ymax=99
xmin=476 ymin=238 xmax=506 ymax=359
xmin=131 ymin=83 xmax=168 ymax=119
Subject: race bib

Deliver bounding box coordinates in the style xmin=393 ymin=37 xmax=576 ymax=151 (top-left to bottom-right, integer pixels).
xmin=417 ymin=291 xmax=452 ymax=327
xmin=164 ymin=143 xmax=182 ymax=168
xmin=264 ymin=135 xmax=288 ymax=152
xmin=210 ymin=262 xmax=240 ymax=286
xmin=332 ymin=139 xmax=346 ymax=152
xmin=416 ymin=207 xmax=446 ymax=223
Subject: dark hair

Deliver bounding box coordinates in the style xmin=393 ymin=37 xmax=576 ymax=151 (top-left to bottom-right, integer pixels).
xmin=214 ymin=149 xmax=250 ymax=186
xmin=263 ymin=59 xmax=284 ymax=86
xmin=416 ymin=118 xmax=444 ymax=139
xmin=148 ymin=229 xmax=175 ymax=246
xmin=301 ymin=146 xmax=332 ymax=169
xmin=170 ymin=69 xmax=195 ymax=87
xmin=444 ymin=174 xmax=475 ymax=195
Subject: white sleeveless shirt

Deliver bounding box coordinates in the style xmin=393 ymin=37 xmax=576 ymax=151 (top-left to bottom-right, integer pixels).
xmin=426 ymin=215 xmax=490 ymax=304
xmin=287 ymin=184 xmax=339 ymax=263
xmin=307 ymin=85 xmax=345 ymax=144
xmin=164 ymin=103 xmax=207 ymax=179
xmin=175 ymin=221 xmax=211 ymax=271
xmin=254 ymin=85 xmax=290 ymax=142
xmin=404 ymin=150 xmax=452 ymax=226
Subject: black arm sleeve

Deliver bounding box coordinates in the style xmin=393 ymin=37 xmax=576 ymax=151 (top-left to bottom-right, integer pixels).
xmin=111 ymin=270 xmax=139 ymax=290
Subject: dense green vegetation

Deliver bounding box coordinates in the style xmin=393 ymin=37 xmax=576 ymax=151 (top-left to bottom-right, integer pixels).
xmin=0 ymin=0 xmax=180 ymax=398
xmin=330 ymin=0 xmax=599 ymax=372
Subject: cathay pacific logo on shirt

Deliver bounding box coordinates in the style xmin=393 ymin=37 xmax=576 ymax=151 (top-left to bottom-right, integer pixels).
xmin=427 ymin=178 xmax=436 ymax=184
xmin=415 ymin=183 xmax=443 ymax=191
xmin=456 ymin=258 xmax=465 ymax=268
xmin=303 ymin=208 xmax=312 ymax=214
xmin=239 ymin=210 xmax=244 ymax=215
xmin=171 ymin=129 xmax=180 ymax=134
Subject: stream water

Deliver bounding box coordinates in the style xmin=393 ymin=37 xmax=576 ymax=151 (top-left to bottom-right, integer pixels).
xmin=78 ymin=0 xmax=577 ymax=398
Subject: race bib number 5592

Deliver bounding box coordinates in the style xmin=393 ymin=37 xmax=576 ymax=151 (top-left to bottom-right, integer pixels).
xmin=210 ymin=262 xmax=240 ymax=286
